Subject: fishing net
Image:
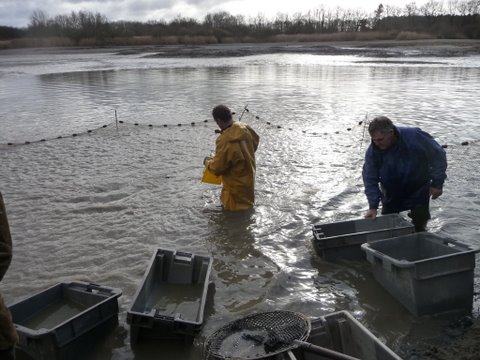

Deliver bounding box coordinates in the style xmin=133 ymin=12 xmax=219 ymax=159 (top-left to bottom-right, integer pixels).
xmin=203 ymin=310 xmax=311 ymax=360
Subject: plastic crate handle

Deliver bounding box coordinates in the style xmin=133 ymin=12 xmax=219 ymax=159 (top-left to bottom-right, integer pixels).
xmin=362 ymin=244 xmax=412 ymax=271
xmin=85 ymin=282 xmax=101 ymax=292
xmin=440 ymin=238 xmax=480 ymax=253
xmin=85 ymin=282 xmax=118 ymax=296
xmin=174 ymin=251 xmax=194 ymax=264
xmin=312 ymin=225 xmax=326 ymax=240
xmin=153 ymin=311 xmax=183 ymax=328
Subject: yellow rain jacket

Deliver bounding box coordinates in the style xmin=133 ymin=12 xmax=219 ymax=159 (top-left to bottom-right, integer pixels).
xmin=206 ymin=122 xmax=259 ymax=211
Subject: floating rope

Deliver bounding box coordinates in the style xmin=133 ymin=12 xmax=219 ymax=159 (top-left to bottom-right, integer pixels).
xmin=237 ymin=106 xmax=476 ymax=151
xmin=0 ymin=115 xmax=214 ymax=147
xmin=0 ymin=107 xmax=476 ymax=149
xmin=1 ymin=123 xmax=113 ymax=147
xmin=239 ymin=106 xmax=360 ymax=137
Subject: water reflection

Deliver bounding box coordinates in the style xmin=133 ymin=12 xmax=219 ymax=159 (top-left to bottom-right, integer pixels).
xmin=205 ymin=209 xmax=277 ymax=313
xmin=1 ymin=50 xmax=480 ymax=360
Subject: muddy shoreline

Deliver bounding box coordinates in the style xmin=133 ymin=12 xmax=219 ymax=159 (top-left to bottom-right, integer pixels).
xmin=2 ymin=39 xmax=479 ymax=59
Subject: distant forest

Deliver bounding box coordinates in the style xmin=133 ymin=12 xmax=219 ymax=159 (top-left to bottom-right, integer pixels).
xmin=0 ymin=0 xmax=479 ymax=48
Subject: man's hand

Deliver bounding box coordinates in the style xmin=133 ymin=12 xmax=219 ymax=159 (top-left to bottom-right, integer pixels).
xmin=203 ymin=157 xmax=212 ymax=166
xmin=430 ymin=187 xmax=443 ymax=200
xmin=365 ymin=208 xmax=378 ymax=219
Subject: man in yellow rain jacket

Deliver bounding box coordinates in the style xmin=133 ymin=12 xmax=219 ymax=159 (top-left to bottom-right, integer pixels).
xmin=205 ymin=105 xmax=260 ymax=211
xmin=0 ymin=192 xmax=18 ymax=359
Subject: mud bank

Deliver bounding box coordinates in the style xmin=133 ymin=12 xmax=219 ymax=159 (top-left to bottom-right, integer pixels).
xmin=112 ymin=39 xmax=480 ymax=58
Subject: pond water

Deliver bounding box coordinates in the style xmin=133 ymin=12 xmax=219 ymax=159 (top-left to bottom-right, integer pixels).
xmin=1 ymin=46 xmax=480 ymax=359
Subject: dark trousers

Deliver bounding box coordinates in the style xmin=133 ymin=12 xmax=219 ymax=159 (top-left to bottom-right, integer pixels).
xmin=382 ymin=203 xmax=431 ymax=232
xmin=0 ymin=347 xmax=15 ymax=360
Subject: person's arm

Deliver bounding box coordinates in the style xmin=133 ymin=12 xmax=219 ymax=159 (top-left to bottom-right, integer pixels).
xmin=362 ymin=148 xmax=382 ymax=218
xmin=206 ymin=137 xmax=232 ymax=176
xmin=246 ymin=125 xmax=260 ymax=152
xmin=417 ymin=129 xmax=447 ymax=198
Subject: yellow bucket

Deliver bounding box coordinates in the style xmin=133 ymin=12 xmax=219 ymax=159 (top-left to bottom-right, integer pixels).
xmin=202 ymin=167 xmax=221 ymax=185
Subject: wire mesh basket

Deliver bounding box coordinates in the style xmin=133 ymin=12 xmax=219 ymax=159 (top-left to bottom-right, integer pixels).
xmin=203 ymin=310 xmax=311 ymax=360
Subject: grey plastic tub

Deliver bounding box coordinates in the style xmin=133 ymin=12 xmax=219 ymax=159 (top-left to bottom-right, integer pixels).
xmin=299 ymin=310 xmax=402 ymax=360
xmin=362 ymin=232 xmax=479 ymax=316
xmin=8 ymin=281 xmax=122 ymax=360
xmin=127 ymin=248 xmax=212 ymax=343
xmin=312 ymin=214 xmax=414 ymax=261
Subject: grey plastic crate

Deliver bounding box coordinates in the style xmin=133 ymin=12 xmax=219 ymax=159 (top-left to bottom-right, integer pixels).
xmin=289 ymin=310 xmax=402 ymax=360
xmin=312 ymin=214 xmax=415 ymax=261
xmin=127 ymin=248 xmax=212 ymax=344
xmin=8 ymin=281 xmax=122 ymax=360
xmin=362 ymin=232 xmax=479 ymax=316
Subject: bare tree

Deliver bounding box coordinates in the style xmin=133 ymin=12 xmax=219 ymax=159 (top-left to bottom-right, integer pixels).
xmin=29 ymin=9 xmax=48 ymax=28
xmin=457 ymin=0 xmax=470 ymax=14
xmin=18 ymin=2 xmax=480 ymax=46
xmin=313 ymin=6 xmax=326 ymax=32
xmin=385 ymin=5 xmax=403 ymax=17
xmin=464 ymin=0 xmax=480 ymax=14
xmin=353 ymin=8 xmax=369 ymax=31
xmin=373 ymin=3 xmax=385 ymax=29
xmin=446 ymin=0 xmax=459 ymax=14
xmin=420 ymin=0 xmax=445 ymax=16
xmin=251 ymin=13 xmax=267 ymax=31
xmin=405 ymin=2 xmax=419 ymax=16
xmin=273 ymin=12 xmax=289 ymax=33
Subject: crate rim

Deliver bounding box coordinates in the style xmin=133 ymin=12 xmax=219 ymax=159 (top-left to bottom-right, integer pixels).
xmin=312 ymin=214 xmax=414 ymax=239
xmin=9 ymin=280 xmax=122 ymax=307
xmin=9 ymin=280 xmax=122 ymax=338
xmin=361 ymin=233 xmax=480 ymax=269
xmin=312 ymin=213 xmax=412 ymax=228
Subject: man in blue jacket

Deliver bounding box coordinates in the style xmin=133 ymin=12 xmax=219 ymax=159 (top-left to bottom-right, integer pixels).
xmin=362 ymin=116 xmax=447 ymax=231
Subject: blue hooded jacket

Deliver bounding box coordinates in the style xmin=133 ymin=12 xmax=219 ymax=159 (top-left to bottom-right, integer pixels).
xmin=362 ymin=126 xmax=447 ymax=212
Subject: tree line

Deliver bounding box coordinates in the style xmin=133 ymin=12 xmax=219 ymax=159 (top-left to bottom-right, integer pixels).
xmin=0 ymin=0 xmax=479 ymax=47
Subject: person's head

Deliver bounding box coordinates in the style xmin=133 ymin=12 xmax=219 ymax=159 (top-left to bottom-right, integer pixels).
xmin=212 ymin=105 xmax=233 ymax=130
xmin=368 ymin=116 xmax=397 ymax=150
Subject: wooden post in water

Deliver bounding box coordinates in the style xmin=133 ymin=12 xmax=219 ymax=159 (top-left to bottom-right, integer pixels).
xmin=0 ymin=192 xmax=13 ymax=281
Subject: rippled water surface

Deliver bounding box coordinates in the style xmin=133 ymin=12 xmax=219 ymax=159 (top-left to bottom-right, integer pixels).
xmin=1 ymin=47 xmax=480 ymax=359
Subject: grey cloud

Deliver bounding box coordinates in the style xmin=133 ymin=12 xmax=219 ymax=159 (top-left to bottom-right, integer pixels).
xmin=0 ymin=1 xmax=45 ymax=27
xmin=0 ymin=0 xmax=267 ymax=27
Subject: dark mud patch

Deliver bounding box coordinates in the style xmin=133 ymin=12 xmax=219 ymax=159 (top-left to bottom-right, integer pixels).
xmin=396 ymin=314 xmax=477 ymax=360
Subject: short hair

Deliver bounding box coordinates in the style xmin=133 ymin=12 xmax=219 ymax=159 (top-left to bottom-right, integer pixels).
xmin=368 ymin=116 xmax=395 ymax=135
xmin=212 ymin=105 xmax=232 ymax=122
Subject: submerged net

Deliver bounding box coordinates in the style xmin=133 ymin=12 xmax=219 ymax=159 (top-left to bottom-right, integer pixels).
xmin=204 ymin=310 xmax=311 ymax=360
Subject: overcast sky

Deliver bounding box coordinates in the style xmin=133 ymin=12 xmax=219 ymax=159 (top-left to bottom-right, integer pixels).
xmin=1 ymin=0 xmax=430 ymax=28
